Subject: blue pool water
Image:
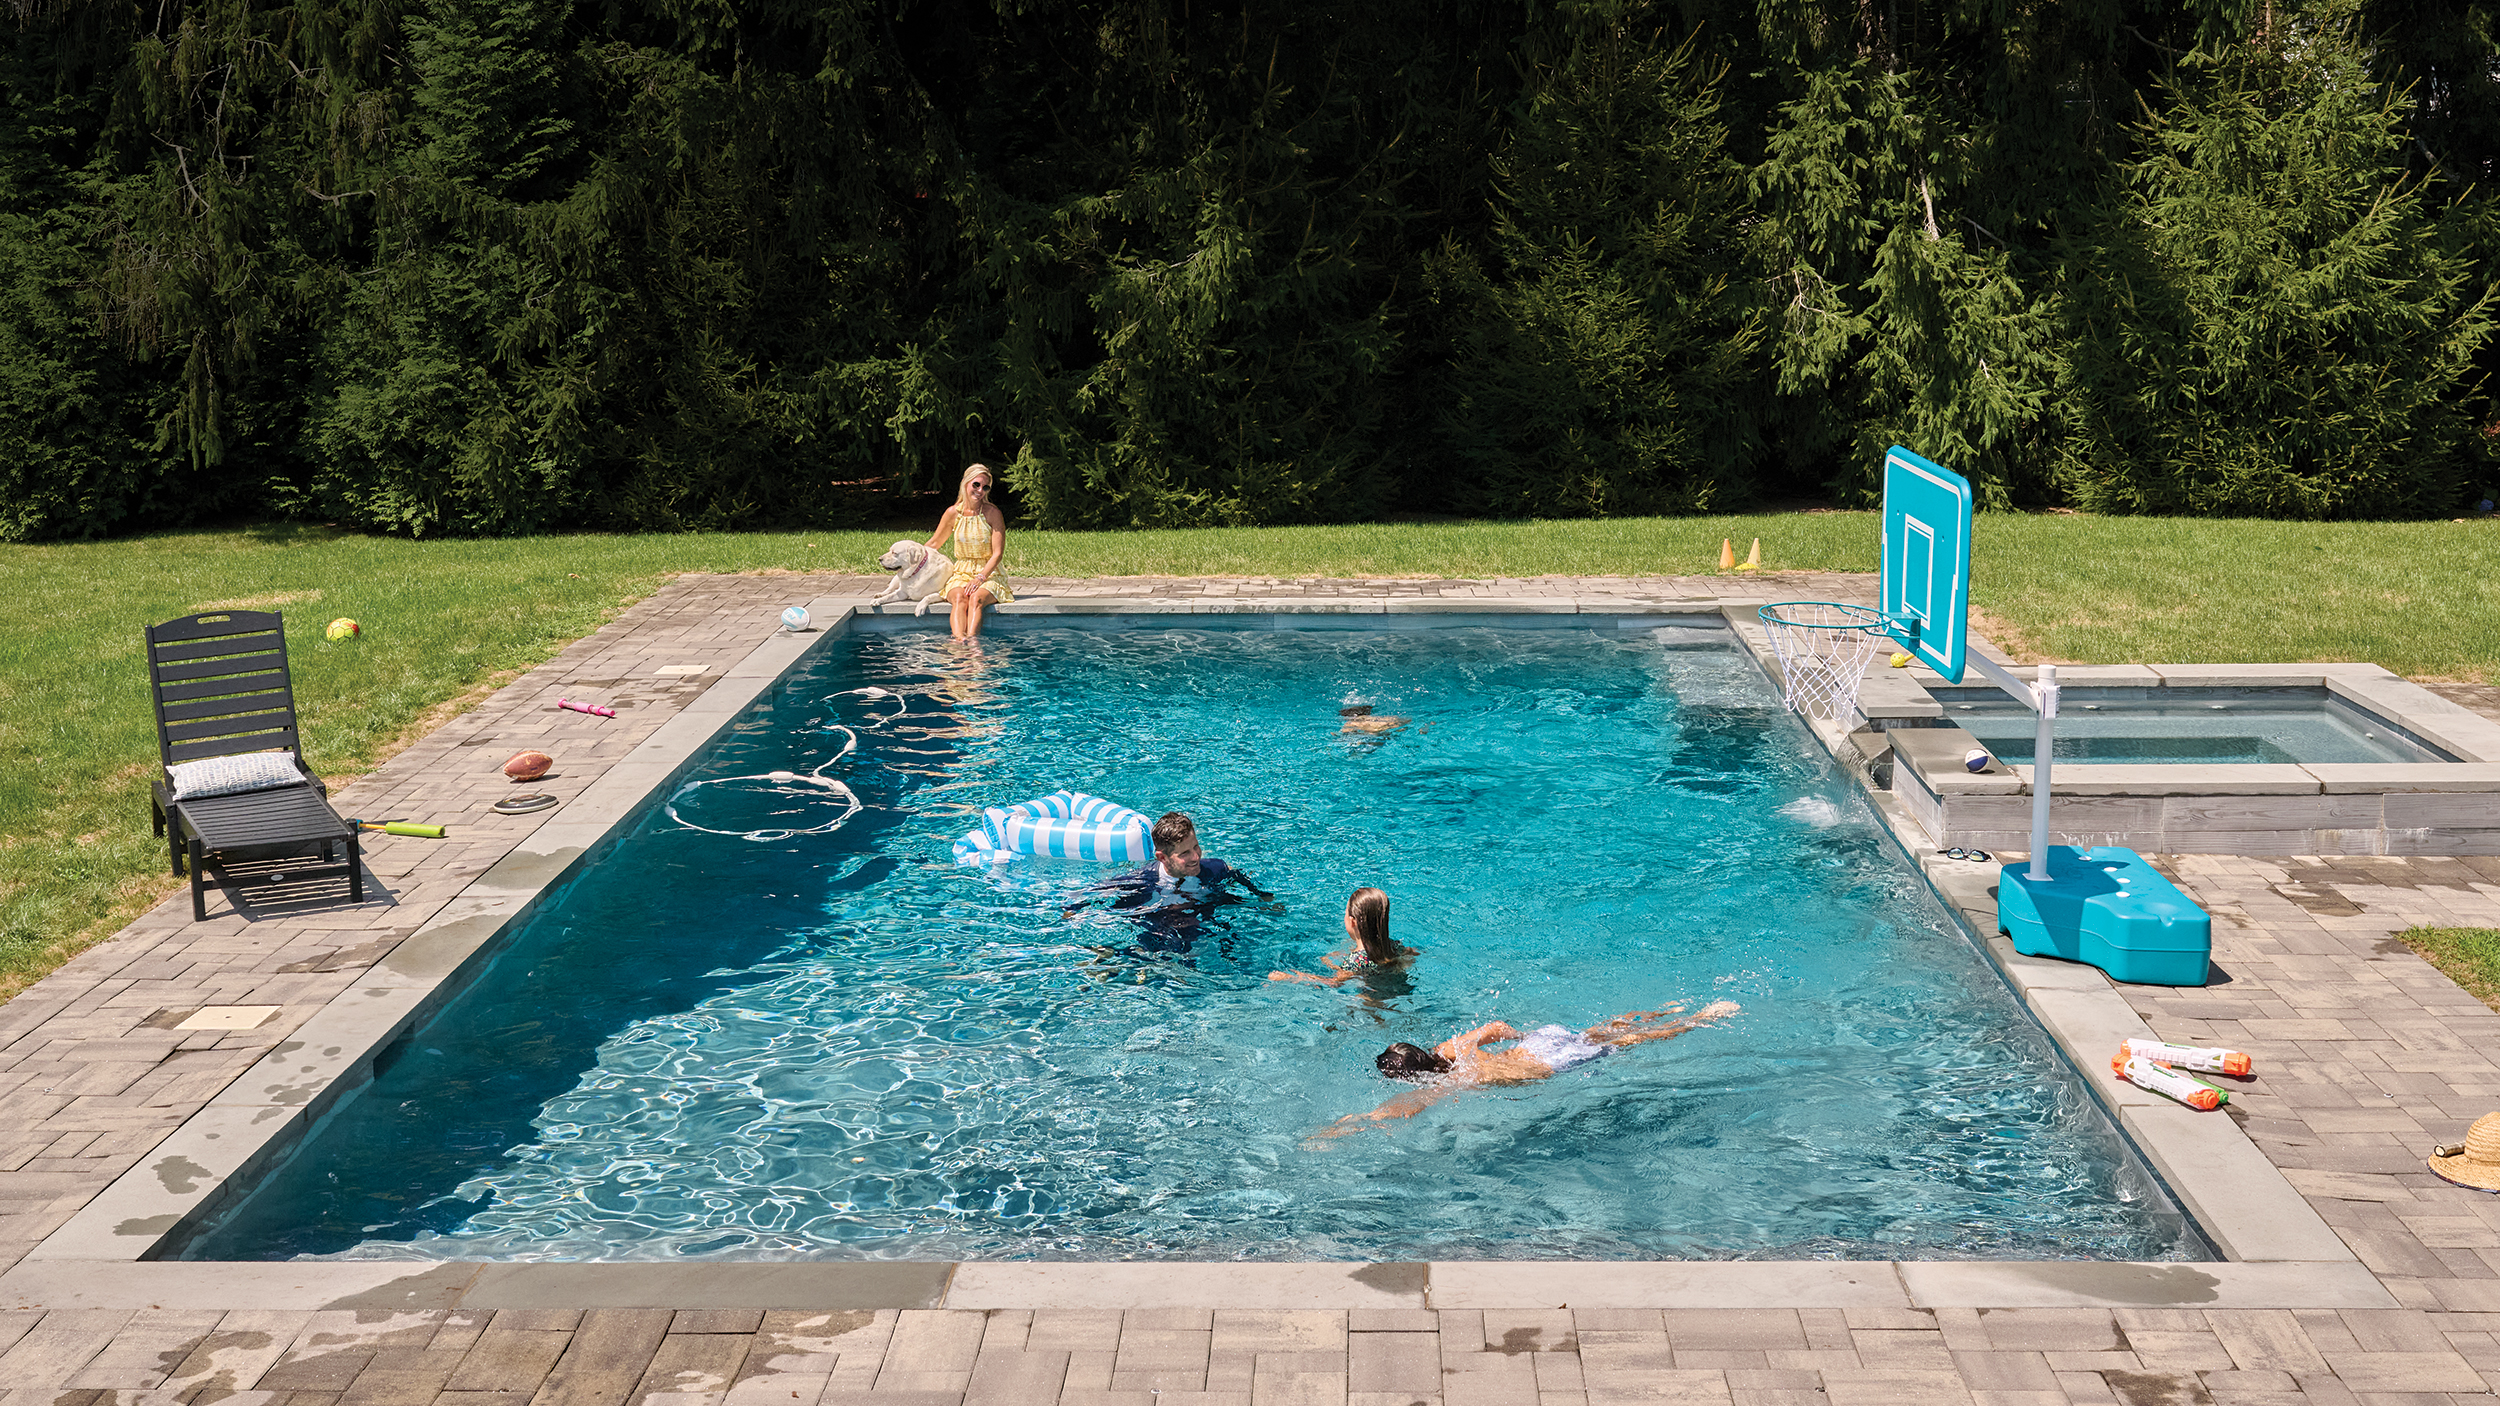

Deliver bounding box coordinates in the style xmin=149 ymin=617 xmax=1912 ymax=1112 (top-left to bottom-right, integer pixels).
xmin=189 ymin=622 xmax=2210 ymax=1262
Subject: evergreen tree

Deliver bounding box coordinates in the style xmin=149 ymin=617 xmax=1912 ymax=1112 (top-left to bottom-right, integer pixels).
xmin=2058 ymin=9 xmax=2499 ymax=517
xmin=1426 ymin=20 xmax=1763 ymax=518
xmin=1 ymin=0 xmax=2495 ymax=535
xmin=0 ymin=48 xmax=183 ymax=541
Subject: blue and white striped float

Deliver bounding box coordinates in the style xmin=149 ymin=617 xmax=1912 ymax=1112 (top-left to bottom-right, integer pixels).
xmin=954 ymin=791 xmax=1151 ymax=865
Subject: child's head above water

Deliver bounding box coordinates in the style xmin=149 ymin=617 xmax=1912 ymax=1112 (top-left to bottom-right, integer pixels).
xmin=1377 ymin=1042 xmax=1452 ymax=1080
xmin=1151 ymin=811 xmax=1202 ymax=878
xmin=1346 ymin=886 xmax=1392 ymax=959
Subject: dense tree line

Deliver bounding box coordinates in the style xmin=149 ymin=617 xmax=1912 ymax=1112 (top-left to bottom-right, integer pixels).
xmin=1 ymin=0 xmax=2495 ymax=538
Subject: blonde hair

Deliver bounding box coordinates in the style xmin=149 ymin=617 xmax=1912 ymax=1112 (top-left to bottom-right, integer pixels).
xmin=956 ymin=462 xmax=995 ymax=509
xmin=1347 ymin=887 xmax=1392 ymax=959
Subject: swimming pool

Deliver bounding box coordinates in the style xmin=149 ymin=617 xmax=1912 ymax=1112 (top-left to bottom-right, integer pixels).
xmin=184 ymin=621 xmax=2210 ymax=1263
xmin=1937 ymin=686 xmax=2451 ymax=766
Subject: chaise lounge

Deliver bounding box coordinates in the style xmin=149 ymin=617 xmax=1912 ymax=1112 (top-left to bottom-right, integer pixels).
xmin=145 ymin=610 xmax=362 ymax=921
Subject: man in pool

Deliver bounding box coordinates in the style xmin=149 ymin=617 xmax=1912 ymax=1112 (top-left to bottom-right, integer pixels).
xmin=1074 ymin=811 xmax=1272 ymax=955
xmin=1312 ymin=1001 xmax=1741 ymax=1138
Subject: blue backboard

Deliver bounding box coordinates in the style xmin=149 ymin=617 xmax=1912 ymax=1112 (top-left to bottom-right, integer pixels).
xmin=1880 ymin=446 xmax=1972 ymax=683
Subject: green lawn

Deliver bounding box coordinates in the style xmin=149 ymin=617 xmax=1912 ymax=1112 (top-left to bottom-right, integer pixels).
xmin=2396 ymin=927 xmax=2500 ymax=1011
xmin=3 ymin=512 xmax=2496 ymax=1000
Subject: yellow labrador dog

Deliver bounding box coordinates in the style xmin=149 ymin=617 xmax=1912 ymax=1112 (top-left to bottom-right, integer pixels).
xmin=873 ymin=539 xmax=958 ymax=616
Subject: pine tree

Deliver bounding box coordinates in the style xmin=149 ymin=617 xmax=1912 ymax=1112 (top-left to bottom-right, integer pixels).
xmin=1425 ymin=20 xmax=1763 ymax=518
xmin=2058 ymin=7 xmax=2499 ymax=518
xmin=0 ymin=35 xmax=188 ymax=541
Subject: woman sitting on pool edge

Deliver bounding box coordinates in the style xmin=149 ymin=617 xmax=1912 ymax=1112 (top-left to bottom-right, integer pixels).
xmin=1269 ymin=887 xmax=1415 ymax=987
xmin=1311 ymin=1001 xmax=1741 ymax=1139
xmin=924 ymin=462 xmax=1012 ymax=639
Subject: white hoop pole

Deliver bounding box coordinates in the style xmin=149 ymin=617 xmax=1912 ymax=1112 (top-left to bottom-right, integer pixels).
xmin=1968 ymin=653 xmax=2059 ymax=880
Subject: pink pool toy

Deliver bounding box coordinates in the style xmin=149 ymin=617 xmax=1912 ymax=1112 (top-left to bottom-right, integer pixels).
xmin=558 ymin=698 xmax=616 ymax=718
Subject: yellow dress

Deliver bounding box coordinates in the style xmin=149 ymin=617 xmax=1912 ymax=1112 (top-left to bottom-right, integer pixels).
xmin=946 ymin=510 xmax=1013 ymax=603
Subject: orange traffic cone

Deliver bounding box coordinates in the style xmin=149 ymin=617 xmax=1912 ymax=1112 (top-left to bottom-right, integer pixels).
xmin=1736 ymin=539 xmax=1762 ymax=572
xmin=1718 ymin=538 xmax=1736 ymax=570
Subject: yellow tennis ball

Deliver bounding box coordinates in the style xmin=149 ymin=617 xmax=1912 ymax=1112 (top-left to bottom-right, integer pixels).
xmin=326 ymin=618 xmax=361 ymax=642
xmin=1889 ymin=651 xmax=1912 ymax=668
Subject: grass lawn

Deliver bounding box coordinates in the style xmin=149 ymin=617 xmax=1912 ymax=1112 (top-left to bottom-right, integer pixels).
xmin=2 ymin=511 xmax=2496 ymax=1001
xmin=2395 ymin=927 xmax=2500 ymax=1012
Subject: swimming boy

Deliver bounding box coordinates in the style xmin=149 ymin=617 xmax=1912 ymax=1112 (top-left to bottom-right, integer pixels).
xmin=1313 ymin=1001 xmax=1740 ymax=1138
xmin=1338 ymin=704 xmax=1410 ymax=736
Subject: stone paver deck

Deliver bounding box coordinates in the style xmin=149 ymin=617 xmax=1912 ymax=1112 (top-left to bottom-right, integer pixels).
xmin=2 ymin=573 xmax=2497 ymax=1402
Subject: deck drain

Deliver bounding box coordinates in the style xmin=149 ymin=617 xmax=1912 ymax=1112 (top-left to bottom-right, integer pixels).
xmin=175 ymin=1005 xmax=282 ymax=1031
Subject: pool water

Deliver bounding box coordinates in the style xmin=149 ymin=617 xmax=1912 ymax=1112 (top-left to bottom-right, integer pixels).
xmin=188 ymin=622 xmax=2210 ymax=1263
xmin=1940 ymin=686 xmax=2446 ymax=766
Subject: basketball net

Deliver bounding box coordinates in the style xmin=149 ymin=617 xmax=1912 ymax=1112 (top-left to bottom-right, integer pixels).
xmin=1758 ymin=602 xmax=1887 ymax=722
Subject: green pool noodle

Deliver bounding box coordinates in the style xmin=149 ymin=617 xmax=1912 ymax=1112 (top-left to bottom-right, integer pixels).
xmin=377 ymin=822 xmax=445 ymax=837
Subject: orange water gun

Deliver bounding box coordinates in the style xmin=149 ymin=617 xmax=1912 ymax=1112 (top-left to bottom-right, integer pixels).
xmin=2113 ymin=1053 xmax=2227 ymax=1111
xmin=2118 ymin=1038 xmax=2252 ymax=1077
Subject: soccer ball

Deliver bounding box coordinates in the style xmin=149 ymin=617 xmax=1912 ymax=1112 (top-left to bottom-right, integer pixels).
xmin=325 ymin=618 xmax=360 ymax=642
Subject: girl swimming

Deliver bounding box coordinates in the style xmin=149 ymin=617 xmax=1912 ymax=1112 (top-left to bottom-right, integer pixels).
xmin=1268 ymin=888 xmax=1416 ymax=987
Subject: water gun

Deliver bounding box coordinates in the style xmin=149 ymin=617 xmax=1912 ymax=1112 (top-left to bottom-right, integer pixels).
xmin=2112 ymin=1053 xmax=2227 ymax=1111
xmin=558 ymin=698 xmax=616 ymax=717
xmin=2118 ymin=1038 xmax=2252 ymax=1077
xmin=348 ymin=818 xmax=447 ymax=838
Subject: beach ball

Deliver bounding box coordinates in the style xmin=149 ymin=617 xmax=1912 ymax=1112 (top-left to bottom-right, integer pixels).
xmin=1963 ymin=748 xmax=1992 ymax=774
xmin=503 ymin=750 xmax=554 ymax=782
xmin=326 ymin=618 xmax=360 ymax=642
xmin=780 ymin=605 xmax=810 ymax=632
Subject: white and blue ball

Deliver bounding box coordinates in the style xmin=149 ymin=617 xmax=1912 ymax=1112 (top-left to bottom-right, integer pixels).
xmin=1964 ymin=748 xmax=1993 ymax=773
xmin=780 ymin=605 xmax=810 ymax=632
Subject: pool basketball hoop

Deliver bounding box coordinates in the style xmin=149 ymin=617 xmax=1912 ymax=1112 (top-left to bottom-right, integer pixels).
xmin=1758 ymin=601 xmax=1887 ymax=721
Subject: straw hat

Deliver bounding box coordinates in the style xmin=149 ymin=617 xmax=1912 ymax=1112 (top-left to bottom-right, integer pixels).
xmin=2428 ymin=1112 xmax=2500 ymax=1193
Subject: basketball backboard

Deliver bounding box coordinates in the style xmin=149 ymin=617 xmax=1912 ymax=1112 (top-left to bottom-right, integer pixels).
xmin=1880 ymin=446 xmax=1972 ymax=683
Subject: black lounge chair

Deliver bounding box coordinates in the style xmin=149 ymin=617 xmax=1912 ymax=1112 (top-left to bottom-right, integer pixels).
xmin=146 ymin=610 xmax=362 ymax=920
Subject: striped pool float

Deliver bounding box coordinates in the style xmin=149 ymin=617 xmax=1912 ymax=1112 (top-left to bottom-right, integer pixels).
xmin=953 ymin=790 xmax=1152 ymax=865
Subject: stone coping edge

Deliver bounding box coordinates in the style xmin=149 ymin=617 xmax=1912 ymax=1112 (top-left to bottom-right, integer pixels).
xmin=0 ymin=1257 xmax=2398 ymax=1313
xmin=8 ymin=596 xmax=2390 ymax=1314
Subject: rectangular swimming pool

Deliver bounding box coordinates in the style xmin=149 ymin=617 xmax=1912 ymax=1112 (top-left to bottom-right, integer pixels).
xmin=1937 ymin=686 xmax=2453 ymax=766
xmin=181 ymin=621 xmax=2211 ymax=1263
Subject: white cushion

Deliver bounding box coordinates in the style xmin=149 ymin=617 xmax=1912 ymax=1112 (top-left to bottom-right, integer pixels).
xmin=167 ymin=751 xmax=305 ymax=801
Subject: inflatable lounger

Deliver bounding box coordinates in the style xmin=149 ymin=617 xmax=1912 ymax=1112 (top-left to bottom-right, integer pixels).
xmin=954 ymin=791 xmax=1151 ymax=865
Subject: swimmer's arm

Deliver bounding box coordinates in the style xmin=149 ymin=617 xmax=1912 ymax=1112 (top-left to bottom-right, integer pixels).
xmin=1224 ymin=868 xmax=1276 ymax=902
xmin=1439 ymin=1021 xmax=1520 ymax=1058
xmin=1065 ymin=870 xmax=1155 ymax=917
xmin=1267 ymin=962 xmax=1358 ymax=987
xmin=1310 ymin=1081 xmax=1463 ymax=1139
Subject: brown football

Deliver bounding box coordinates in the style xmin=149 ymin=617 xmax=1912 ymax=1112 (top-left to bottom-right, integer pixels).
xmin=503 ymin=750 xmax=554 ymax=781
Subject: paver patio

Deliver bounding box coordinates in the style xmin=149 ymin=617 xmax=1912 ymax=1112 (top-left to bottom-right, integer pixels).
xmin=2 ymin=572 xmax=2497 ymax=1404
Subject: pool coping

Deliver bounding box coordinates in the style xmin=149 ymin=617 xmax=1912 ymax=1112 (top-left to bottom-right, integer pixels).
xmin=0 ymin=594 xmax=2398 ymax=1312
